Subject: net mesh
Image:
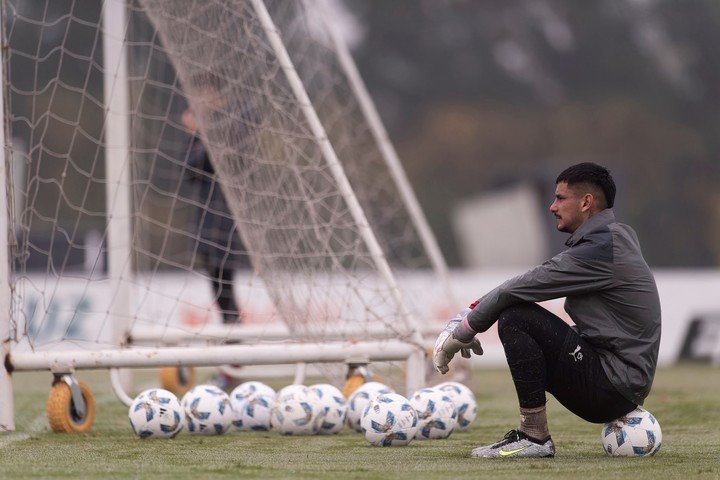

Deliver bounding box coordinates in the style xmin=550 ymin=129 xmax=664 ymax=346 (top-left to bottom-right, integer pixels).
xmin=4 ymin=0 xmax=449 ymax=387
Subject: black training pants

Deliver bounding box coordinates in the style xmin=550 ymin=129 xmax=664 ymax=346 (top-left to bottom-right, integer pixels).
xmin=497 ymin=303 xmax=636 ymax=423
xmin=209 ymin=265 xmax=241 ymax=324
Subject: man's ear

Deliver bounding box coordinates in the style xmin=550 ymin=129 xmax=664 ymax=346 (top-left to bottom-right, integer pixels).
xmin=580 ymin=193 xmax=594 ymax=213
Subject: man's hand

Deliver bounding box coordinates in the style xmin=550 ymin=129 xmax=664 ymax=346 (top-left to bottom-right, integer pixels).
xmin=433 ymin=308 xmax=483 ymax=374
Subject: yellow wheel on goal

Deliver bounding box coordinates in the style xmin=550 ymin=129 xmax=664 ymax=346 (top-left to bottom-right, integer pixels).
xmin=342 ymin=374 xmax=366 ymax=399
xmin=46 ymin=379 xmax=96 ymax=433
xmin=159 ymin=366 xmax=196 ymax=396
xmin=342 ymin=361 xmax=384 ymax=398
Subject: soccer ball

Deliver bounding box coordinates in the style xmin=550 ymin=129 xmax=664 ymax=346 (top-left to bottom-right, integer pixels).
xmin=346 ymin=381 xmax=394 ymax=432
xmin=310 ymin=383 xmax=347 ymax=434
xmin=181 ymin=385 xmax=234 ymax=435
xmin=232 ymin=381 xmax=276 ymax=400
xmin=602 ymin=407 xmax=662 ymax=457
xmin=271 ymin=384 xmax=324 ymax=435
xmin=409 ymin=387 xmax=458 ymax=439
xmin=230 ymin=390 xmax=274 ymax=431
xmin=436 ymin=381 xmax=477 ymax=431
xmin=361 ymin=393 xmax=418 ymax=447
xmin=128 ymin=388 xmax=184 ymax=439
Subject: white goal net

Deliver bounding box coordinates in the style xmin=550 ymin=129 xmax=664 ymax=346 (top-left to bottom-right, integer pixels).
xmin=0 ymin=0 xmax=453 ymax=429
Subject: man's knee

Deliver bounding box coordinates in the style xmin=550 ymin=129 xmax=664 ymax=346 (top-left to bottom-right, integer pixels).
xmin=497 ymin=302 xmax=559 ymax=341
xmin=497 ymin=303 xmax=538 ymax=338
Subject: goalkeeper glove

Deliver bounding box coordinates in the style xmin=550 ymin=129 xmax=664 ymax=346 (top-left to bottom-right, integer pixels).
xmin=433 ymin=307 xmax=483 ymax=374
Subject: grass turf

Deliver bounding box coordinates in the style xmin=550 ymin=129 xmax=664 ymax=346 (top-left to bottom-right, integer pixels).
xmin=0 ymin=364 xmax=718 ymax=479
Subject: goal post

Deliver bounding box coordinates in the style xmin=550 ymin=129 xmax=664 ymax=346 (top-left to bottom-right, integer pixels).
xmin=102 ymin=0 xmax=134 ymax=344
xmin=0 ymin=0 xmax=452 ymax=431
xmin=0 ymin=2 xmax=14 ymax=427
xmin=103 ymin=0 xmax=134 ymax=392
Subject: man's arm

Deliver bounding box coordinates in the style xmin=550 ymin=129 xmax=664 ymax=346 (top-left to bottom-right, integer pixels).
xmin=433 ymin=242 xmax=615 ymax=374
xmin=467 ymin=248 xmax=615 ymax=333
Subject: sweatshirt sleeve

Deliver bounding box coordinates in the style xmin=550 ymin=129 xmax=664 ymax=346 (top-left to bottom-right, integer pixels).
xmin=466 ymin=247 xmax=615 ymax=333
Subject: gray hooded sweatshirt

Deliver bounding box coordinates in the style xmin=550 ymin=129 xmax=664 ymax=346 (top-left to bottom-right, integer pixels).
xmin=466 ymin=209 xmax=661 ymax=405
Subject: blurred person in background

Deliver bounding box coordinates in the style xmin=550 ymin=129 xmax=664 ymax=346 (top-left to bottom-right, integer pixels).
xmin=182 ymin=75 xmax=244 ymax=327
xmin=433 ymin=162 xmax=661 ymax=458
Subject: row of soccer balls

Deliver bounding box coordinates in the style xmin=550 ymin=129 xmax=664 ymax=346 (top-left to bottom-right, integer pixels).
xmin=128 ymin=380 xmax=476 ymax=445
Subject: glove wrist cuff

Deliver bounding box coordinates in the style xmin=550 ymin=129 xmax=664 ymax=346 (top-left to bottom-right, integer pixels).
xmin=452 ymin=316 xmax=477 ymax=343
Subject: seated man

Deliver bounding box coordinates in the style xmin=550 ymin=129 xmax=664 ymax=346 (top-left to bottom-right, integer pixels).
xmin=434 ymin=162 xmax=661 ymax=458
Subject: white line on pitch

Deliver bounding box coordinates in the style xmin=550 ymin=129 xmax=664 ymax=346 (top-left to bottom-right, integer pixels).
xmin=0 ymin=414 xmax=47 ymax=449
xmin=0 ymin=395 xmax=118 ymax=449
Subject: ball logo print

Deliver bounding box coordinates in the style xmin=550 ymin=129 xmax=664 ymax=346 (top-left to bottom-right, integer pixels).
xmin=246 ymin=396 xmax=270 ymax=420
xmin=368 ymin=406 xmax=400 ymax=443
xmin=294 ymin=403 xmax=314 ymax=427
xmin=188 ymin=397 xmax=210 ymax=421
xmin=230 ymin=392 xmax=274 ymax=431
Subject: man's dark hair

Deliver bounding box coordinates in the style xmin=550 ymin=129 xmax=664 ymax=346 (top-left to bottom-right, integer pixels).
xmin=556 ymin=162 xmax=616 ymax=209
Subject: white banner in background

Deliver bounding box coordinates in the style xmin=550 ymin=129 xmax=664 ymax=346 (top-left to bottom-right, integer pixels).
xmin=12 ymin=269 xmax=720 ymax=366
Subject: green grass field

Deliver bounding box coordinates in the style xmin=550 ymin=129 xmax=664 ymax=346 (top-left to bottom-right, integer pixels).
xmin=1 ymin=364 xmax=718 ymax=479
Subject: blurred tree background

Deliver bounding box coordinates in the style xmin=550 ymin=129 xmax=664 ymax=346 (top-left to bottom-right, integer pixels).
xmin=345 ymin=0 xmax=720 ymax=267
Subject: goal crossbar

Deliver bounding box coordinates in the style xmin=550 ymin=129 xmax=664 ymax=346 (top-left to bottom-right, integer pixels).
xmin=128 ymin=323 xmax=443 ymax=344
xmin=9 ymin=340 xmax=421 ymax=372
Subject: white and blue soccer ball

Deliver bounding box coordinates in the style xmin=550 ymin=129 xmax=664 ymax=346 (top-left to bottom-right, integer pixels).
xmin=602 ymin=407 xmax=662 ymax=457
xmin=310 ymin=383 xmax=347 ymax=434
xmin=181 ymin=385 xmax=234 ymax=435
xmin=347 ymin=381 xmax=394 ymax=432
xmin=361 ymin=393 xmax=418 ymax=447
xmin=230 ymin=389 xmax=274 ymax=431
xmin=232 ymin=381 xmax=276 ymax=400
xmin=436 ymin=381 xmax=477 ymax=431
xmin=409 ymin=387 xmax=458 ymax=439
xmin=271 ymin=385 xmax=324 ymax=435
xmin=128 ymin=388 xmax=184 ymax=439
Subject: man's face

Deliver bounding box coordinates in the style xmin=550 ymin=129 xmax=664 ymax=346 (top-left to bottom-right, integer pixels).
xmin=182 ymin=87 xmax=226 ymax=134
xmin=550 ymin=182 xmax=587 ymax=233
xmin=181 ymin=108 xmax=198 ymax=133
